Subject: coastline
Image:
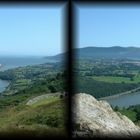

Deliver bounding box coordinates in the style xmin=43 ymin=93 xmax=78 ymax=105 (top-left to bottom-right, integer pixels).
xmin=0 ymin=79 xmax=10 ymax=94
xmin=99 ymin=86 xmax=140 ymax=100
xmin=0 ymin=64 xmax=9 ymax=94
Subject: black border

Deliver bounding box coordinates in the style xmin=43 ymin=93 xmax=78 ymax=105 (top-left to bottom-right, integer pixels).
xmin=67 ymin=0 xmax=72 ymax=139
xmin=0 ymin=0 xmax=69 ymax=139
xmin=72 ymin=0 xmax=140 ymax=140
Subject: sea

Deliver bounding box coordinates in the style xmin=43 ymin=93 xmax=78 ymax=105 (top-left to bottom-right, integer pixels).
xmin=0 ymin=56 xmax=58 ymax=93
xmin=105 ymin=91 xmax=140 ymax=108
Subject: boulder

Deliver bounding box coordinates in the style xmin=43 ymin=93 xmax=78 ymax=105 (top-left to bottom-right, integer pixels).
xmin=72 ymin=93 xmax=140 ymax=138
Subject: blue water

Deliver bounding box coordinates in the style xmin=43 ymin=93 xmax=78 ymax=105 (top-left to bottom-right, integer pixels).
xmin=0 ymin=56 xmax=57 ymax=71
xmin=105 ymin=92 xmax=140 ymax=108
xmin=0 ymin=80 xmax=9 ymax=93
xmin=0 ymin=56 xmax=58 ymax=93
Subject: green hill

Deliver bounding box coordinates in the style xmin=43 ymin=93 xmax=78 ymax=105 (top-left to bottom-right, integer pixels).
xmin=0 ymin=65 xmax=67 ymax=138
xmin=53 ymin=46 xmax=140 ymax=60
xmin=76 ymin=46 xmax=140 ymax=59
xmin=0 ymin=92 xmax=67 ymax=138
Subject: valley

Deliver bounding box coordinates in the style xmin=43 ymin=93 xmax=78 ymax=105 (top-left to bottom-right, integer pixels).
xmin=74 ymin=46 xmax=140 ymax=126
xmin=75 ymin=57 xmax=140 ymax=98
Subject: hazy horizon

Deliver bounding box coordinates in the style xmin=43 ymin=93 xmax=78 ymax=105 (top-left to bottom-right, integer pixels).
xmin=0 ymin=54 xmax=56 ymax=57
xmin=79 ymin=46 xmax=140 ymax=49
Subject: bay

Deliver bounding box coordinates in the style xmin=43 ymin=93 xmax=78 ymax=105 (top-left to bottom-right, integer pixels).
xmin=105 ymin=91 xmax=140 ymax=108
xmin=0 ymin=56 xmax=58 ymax=93
xmin=0 ymin=79 xmax=9 ymax=93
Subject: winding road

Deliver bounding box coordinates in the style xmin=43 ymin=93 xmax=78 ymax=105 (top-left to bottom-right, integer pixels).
xmin=99 ymin=86 xmax=140 ymax=100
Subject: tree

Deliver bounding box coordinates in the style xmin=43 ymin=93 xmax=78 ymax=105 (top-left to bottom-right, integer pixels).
xmin=114 ymin=106 xmax=119 ymax=111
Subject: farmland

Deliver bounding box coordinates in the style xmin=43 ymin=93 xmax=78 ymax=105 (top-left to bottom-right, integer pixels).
xmin=75 ymin=58 xmax=140 ymax=98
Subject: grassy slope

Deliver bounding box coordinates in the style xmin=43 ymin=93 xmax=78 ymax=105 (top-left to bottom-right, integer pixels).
xmin=0 ymin=94 xmax=67 ymax=138
xmin=29 ymin=96 xmax=60 ymax=107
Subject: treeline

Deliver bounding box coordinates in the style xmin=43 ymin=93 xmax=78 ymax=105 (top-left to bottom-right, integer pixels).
xmin=83 ymin=70 xmax=135 ymax=79
xmin=76 ymin=65 xmax=136 ymax=78
xmin=75 ymin=76 xmax=139 ymax=98
xmin=14 ymin=71 xmax=67 ymax=95
xmin=128 ymin=105 xmax=140 ymax=122
xmin=0 ymin=71 xmax=66 ymax=109
xmin=0 ymin=63 xmax=60 ymax=81
xmin=75 ymin=59 xmax=140 ymax=79
xmin=0 ymin=62 xmax=65 ymax=95
xmin=113 ymin=104 xmax=140 ymax=124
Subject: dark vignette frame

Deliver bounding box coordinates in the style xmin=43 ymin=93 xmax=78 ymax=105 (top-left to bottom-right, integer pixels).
xmin=0 ymin=0 xmax=69 ymax=139
xmin=72 ymin=0 xmax=140 ymax=139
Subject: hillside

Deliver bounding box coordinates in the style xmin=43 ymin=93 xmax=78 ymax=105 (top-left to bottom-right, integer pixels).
xmin=0 ymin=92 xmax=67 ymax=138
xmin=45 ymin=53 xmax=66 ymax=61
xmin=76 ymin=46 xmax=140 ymax=59
xmin=0 ymin=66 xmax=67 ymax=138
xmin=75 ymin=76 xmax=139 ymax=98
xmin=72 ymin=93 xmax=140 ymax=138
xmin=0 ymin=62 xmax=65 ymax=95
xmin=52 ymin=46 xmax=140 ymax=60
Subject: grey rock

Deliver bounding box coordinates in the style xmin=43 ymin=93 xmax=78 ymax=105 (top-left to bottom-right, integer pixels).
xmin=72 ymin=93 xmax=140 ymax=138
xmin=26 ymin=93 xmax=61 ymax=106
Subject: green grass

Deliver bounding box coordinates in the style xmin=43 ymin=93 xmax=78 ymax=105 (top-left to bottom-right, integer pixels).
xmin=16 ymin=79 xmax=31 ymax=84
xmin=0 ymin=126 xmax=67 ymax=138
xmin=92 ymin=75 xmax=140 ymax=84
xmin=0 ymin=94 xmax=67 ymax=137
xmin=30 ymin=96 xmax=60 ymax=108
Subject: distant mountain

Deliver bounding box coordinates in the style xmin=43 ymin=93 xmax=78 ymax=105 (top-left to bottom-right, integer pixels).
xmin=76 ymin=46 xmax=140 ymax=60
xmin=45 ymin=52 xmax=67 ymax=61
xmin=46 ymin=46 xmax=140 ymax=60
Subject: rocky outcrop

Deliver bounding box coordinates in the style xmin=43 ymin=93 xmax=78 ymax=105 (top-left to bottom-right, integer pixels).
xmin=26 ymin=93 xmax=61 ymax=106
xmin=72 ymin=93 xmax=140 ymax=138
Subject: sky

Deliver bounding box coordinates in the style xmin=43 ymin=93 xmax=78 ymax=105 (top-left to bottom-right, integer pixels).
xmin=0 ymin=5 xmax=64 ymax=56
xmin=78 ymin=5 xmax=140 ymax=48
